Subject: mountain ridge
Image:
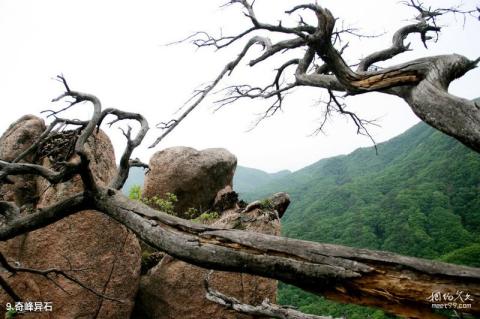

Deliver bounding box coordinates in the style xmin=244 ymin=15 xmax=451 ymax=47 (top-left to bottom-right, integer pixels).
xmin=241 ymin=121 xmax=480 ymax=258
xmin=121 ymin=121 xmax=480 ymax=318
xmin=243 ymin=121 xmax=480 ymax=319
xmin=123 ymin=162 xmax=292 ymax=195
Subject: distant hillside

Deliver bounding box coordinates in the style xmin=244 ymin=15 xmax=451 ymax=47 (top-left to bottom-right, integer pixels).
xmin=244 ymin=122 xmax=480 ymax=319
xmin=123 ymin=165 xmax=291 ymax=196
xmin=245 ymin=122 xmax=480 ymax=257
xmin=233 ymin=166 xmax=291 ymax=195
xmin=121 ymin=122 xmax=480 ymax=318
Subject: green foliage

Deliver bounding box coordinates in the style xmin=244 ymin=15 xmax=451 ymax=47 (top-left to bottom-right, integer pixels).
xmin=140 ymin=251 xmax=164 ymax=275
xmin=123 ymin=167 xmax=146 ymax=195
xmin=144 ymin=193 xmax=178 ymax=215
xmin=185 ymin=207 xmax=200 ymax=220
xmin=128 ymin=184 xmax=142 ymax=200
xmin=141 ymin=250 xmax=153 ymax=274
xmin=438 ymin=243 xmax=480 ymax=267
xmin=259 ymin=198 xmax=274 ymax=210
xmin=242 ymin=123 xmax=480 ymax=319
xmin=193 ymin=211 xmax=220 ymax=223
xmin=127 ymin=185 xmax=218 ymax=221
xmin=278 ymin=283 xmax=395 ymax=319
xmin=5 ymin=308 xmax=17 ymax=318
xmin=128 ymin=185 xmax=178 ymax=215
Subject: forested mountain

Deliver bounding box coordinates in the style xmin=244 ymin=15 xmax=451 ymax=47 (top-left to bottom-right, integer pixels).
xmin=123 ymin=122 xmax=480 ymax=318
xmin=233 ymin=166 xmax=291 ymax=194
xmin=241 ymin=122 xmax=480 ymax=259
xmin=239 ymin=122 xmax=480 ymax=318
xmin=126 ymin=123 xmax=480 ymax=262
xmin=123 ymin=164 xmax=291 ymax=195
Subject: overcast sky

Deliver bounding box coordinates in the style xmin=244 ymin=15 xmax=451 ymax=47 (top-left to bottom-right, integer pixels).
xmin=0 ymin=0 xmax=478 ymax=172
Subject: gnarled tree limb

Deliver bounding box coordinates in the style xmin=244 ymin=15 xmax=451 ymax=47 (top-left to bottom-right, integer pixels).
xmin=204 ymin=270 xmax=340 ymax=319
xmin=98 ymin=108 xmax=149 ymax=190
xmin=0 ymin=193 xmax=87 ymax=241
xmin=1 ymin=184 xmax=477 ymax=318
xmin=0 ymin=252 xmax=123 ymax=302
xmin=0 ymin=10 xmax=479 ymax=315
xmin=168 ymin=0 xmax=480 ymax=153
xmin=92 ymin=188 xmax=480 ymax=319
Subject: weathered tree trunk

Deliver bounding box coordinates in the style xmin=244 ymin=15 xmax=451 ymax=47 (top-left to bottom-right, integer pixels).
xmin=91 ymin=189 xmax=479 ymax=319
xmin=1 ymin=187 xmax=478 ymax=318
xmin=2 ymin=14 xmax=480 ymax=313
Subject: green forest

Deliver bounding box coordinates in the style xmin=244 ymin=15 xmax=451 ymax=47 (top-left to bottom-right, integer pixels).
xmin=125 ymin=121 xmax=480 ymax=318
xmin=238 ymin=122 xmax=480 ymax=318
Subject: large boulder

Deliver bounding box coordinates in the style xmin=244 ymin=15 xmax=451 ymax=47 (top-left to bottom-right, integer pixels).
xmin=36 ymin=130 xmax=119 ymax=206
xmin=0 ymin=120 xmax=141 ymax=319
xmin=0 ymin=115 xmax=45 ymax=162
xmin=0 ymin=115 xmax=45 ymax=206
xmin=143 ymin=147 xmax=237 ymax=218
xmin=134 ymin=204 xmax=281 ymax=319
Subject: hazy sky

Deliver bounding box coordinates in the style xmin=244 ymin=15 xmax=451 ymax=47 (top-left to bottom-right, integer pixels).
xmin=0 ymin=0 xmax=478 ymax=172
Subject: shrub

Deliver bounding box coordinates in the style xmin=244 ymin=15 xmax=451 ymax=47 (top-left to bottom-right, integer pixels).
xmin=193 ymin=211 xmax=220 ymax=223
xmin=128 ymin=185 xmax=178 ymax=215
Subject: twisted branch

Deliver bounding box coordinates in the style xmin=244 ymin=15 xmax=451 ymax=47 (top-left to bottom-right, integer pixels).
xmin=0 ymin=253 xmax=123 ymax=302
xmin=98 ymin=108 xmax=149 ymax=190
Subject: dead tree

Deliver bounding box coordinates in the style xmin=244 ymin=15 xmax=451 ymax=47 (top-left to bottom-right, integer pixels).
xmin=203 ymin=270 xmax=342 ymax=319
xmin=150 ymin=0 xmax=480 ymax=153
xmin=0 ymin=73 xmax=478 ymax=319
xmin=1 ymin=0 xmax=480 ymax=318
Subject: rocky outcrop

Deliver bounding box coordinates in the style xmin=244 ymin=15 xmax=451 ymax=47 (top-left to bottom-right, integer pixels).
xmin=1 ymin=210 xmax=141 ymax=319
xmin=268 ymin=192 xmax=290 ymax=218
xmin=134 ymin=201 xmax=282 ymax=319
xmin=0 ymin=117 xmax=285 ymax=318
xmin=0 ymin=115 xmax=45 ymax=162
xmin=0 ymin=115 xmax=45 ymax=207
xmin=243 ymin=192 xmax=291 ymax=218
xmin=36 ymin=130 xmax=119 ymax=207
xmin=143 ymin=147 xmax=237 ymax=218
xmin=212 ymin=185 xmax=239 ymax=212
xmin=0 ymin=117 xmax=141 ymax=319
xmin=136 ymin=147 xmax=286 ymax=319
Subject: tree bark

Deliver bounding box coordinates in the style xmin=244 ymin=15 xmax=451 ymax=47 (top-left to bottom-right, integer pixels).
xmin=2 ymin=187 xmax=477 ymax=318
xmin=92 ymin=188 xmax=480 ymax=319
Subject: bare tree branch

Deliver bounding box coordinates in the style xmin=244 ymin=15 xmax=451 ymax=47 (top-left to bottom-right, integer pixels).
xmin=49 ymin=75 xmax=102 ymax=192
xmin=92 ymin=188 xmax=480 ymax=319
xmin=0 ymin=160 xmax=79 ymax=185
xmin=204 ymin=270 xmax=341 ymax=319
xmin=0 ymin=4 xmax=479 ymax=317
xmin=149 ymin=35 xmax=275 ymax=148
xmin=12 ymin=117 xmax=88 ymax=164
xmin=0 ymin=201 xmax=20 ymax=223
xmin=167 ymin=28 xmax=257 ymax=50
xmin=171 ymin=0 xmax=480 ymax=154
xmin=231 ymin=0 xmax=315 ymax=38
xmin=402 ymin=0 xmax=479 ymax=26
xmin=357 ymin=22 xmax=440 ymax=72
xmin=0 ymin=276 xmax=20 ymax=302
xmin=128 ymin=158 xmax=150 ymax=172
xmin=323 ymin=90 xmax=379 ymax=153
xmin=0 ymin=252 xmax=123 ymax=303
xmin=0 ymin=193 xmax=87 ymax=241
xmin=97 ymin=108 xmax=149 ymax=190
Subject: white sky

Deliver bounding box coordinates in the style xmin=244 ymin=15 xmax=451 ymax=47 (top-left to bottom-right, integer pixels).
xmin=0 ymin=0 xmax=478 ymax=172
